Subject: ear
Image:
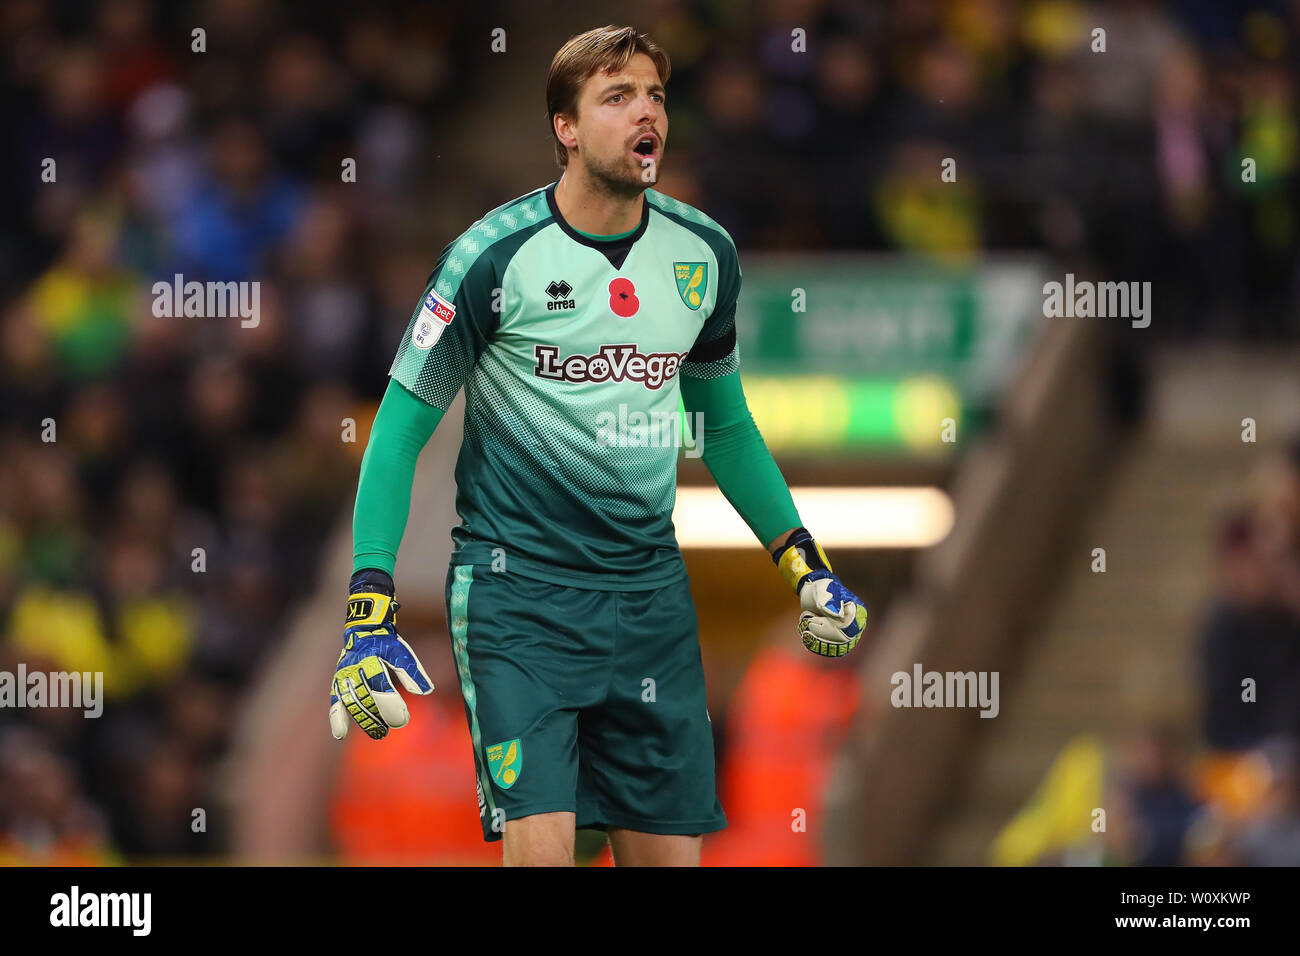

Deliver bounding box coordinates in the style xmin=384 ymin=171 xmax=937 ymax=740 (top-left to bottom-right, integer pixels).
xmin=553 ymin=111 xmax=578 ymax=154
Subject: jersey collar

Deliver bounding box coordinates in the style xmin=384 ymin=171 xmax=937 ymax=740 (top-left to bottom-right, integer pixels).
xmin=545 ymin=181 xmax=649 ymax=269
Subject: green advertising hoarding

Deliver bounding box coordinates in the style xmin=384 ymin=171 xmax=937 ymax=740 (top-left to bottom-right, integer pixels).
xmin=731 ymin=256 xmax=1046 ymax=450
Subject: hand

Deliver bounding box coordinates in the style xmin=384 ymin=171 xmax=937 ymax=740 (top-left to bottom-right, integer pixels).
xmin=772 ymin=528 xmax=868 ymax=658
xmin=329 ymin=569 xmax=434 ymax=740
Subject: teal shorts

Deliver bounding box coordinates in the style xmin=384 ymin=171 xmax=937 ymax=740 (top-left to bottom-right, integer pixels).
xmin=444 ymin=562 xmax=727 ymax=843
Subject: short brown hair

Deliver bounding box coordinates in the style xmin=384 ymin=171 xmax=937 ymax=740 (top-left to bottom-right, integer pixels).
xmin=546 ymin=25 xmax=671 ymax=169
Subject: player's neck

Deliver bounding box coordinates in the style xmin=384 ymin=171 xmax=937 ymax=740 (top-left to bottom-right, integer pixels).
xmin=554 ymin=169 xmax=644 ymax=236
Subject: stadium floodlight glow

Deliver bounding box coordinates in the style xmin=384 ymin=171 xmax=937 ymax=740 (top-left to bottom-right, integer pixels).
xmin=673 ymin=486 xmax=955 ymax=549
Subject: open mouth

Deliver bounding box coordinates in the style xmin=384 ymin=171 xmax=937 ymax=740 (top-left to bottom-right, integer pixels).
xmin=632 ymin=135 xmax=658 ymax=161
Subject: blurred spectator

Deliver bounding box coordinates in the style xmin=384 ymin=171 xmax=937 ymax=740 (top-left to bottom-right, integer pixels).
xmin=1193 ymin=444 xmax=1300 ymax=838
xmin=1231 ymin=739 xmax=1300 ymax=865
xmin=701 ymin=627 xmax=865 ymax=866
xmin=0 ymin=727 xmax=117 ymax=866
xmin=97 ymin=0 xmax=178 ymax=115
xmin=991 ymin=725 xmax=1203 ymax=866
xmin=990 ymin=733 xmax=1109 ymax=866
xmin=1197 ymin=509 xmax=1300 ymax=751
xmin=168 ymin=116 xmax=303 ymax=281
xmin=1112 ymin=723 xmax=1202 ymax=866
xmin=26 ymin=209 xmax=139 ymax=381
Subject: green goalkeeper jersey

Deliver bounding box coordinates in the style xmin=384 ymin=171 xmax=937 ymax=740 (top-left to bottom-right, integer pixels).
xmin=388 ymin=182 xmax=742 ymax=589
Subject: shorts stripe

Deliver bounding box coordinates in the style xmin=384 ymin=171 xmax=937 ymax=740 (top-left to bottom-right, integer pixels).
xmin=449 ymin=565 xmax=499 ymax=829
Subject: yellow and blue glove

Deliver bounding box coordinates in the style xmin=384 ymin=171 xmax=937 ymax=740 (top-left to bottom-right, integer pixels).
xmin=772 ymin=527 xmax=868 ymax=657
xmin=329 ymin=568 xmax=434 ymax=740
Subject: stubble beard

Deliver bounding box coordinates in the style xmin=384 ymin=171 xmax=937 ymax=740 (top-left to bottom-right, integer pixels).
xmin=581 ymin=147 xmax=658 ymax=199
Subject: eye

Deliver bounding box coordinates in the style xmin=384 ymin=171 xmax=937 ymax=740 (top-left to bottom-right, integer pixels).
xmin=607 ymin=93 xmax=623 ymax=103
xmin=652 ymin=93 xmax=664 ymax=104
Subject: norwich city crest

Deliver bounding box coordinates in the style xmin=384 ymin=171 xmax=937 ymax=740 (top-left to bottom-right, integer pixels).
xmin=674 ymin=262 xmax=708 ymax=310
xmin=487 ymin=738 xmax=522 ymax=790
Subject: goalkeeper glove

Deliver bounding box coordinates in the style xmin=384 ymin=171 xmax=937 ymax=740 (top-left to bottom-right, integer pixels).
xmin=772 ymin=527 xmax=868 ymax=657
xmin=329 ymin=568 xmax=434 ymax=740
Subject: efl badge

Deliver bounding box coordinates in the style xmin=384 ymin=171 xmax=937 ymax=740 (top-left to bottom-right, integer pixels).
xmin=412 ymin=288 xmax=456 ymax=350
xmin=487 ymin=738 xmax=522 ymax=790
xmin=674 ymin=262 xmax=708 ymax=310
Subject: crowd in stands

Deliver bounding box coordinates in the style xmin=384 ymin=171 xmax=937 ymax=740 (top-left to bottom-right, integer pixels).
xmin=0 ymin=0 xmax=492 ymax=862
xmin=645 ymin=0 xmax=1299 ymax=339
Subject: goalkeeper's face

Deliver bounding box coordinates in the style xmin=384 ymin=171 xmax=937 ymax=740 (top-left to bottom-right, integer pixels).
xmin=566 ymin=53 xmax=667 ymax=196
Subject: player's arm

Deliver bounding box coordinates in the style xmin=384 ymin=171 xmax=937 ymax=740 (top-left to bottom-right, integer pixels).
xmin=678 ymin=246 xmax=867 ymax=658
xmin=332 ymin=245 xmax=499 ymax=740
xmin=331 ymin=378 xmax=441 ymax=741
xmin=351 ymin=379 xmax=445 ymax=580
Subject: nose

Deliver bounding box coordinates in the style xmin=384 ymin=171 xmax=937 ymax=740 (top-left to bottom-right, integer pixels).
xmin=634 ymin=92 xmax=659 ymax=127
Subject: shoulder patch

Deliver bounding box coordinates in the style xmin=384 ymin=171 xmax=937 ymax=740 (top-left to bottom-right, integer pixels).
xmin=411 ymin=288 xmax=456 ymax=349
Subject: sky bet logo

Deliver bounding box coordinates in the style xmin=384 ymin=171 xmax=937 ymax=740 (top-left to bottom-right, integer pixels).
xmin=411 ymin=289 xmax=456 ymax=351
xmin=534 ymin=343 xmax=689 ymax=390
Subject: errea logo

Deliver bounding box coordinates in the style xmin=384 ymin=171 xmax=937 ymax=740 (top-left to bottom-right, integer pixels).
xmin=534 ymin=343 xmax=688 ymax=390
xmin=545 ymin=279 xmax=575 ymax=311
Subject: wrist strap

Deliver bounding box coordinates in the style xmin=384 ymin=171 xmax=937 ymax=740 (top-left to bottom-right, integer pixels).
xmin=350 ymin=568 xmax=394 ymax=595
xmin=772 ymin=527 xmax=833 ymax=593
xmin=347 ymin=568 xmax=397 ymax=626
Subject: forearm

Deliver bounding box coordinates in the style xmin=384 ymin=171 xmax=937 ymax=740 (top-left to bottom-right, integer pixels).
xmin=766 ymin=527 xmax=799 ymax=552
xmin=680 ymin=370 xmax=801 ymax=548
xmin=352 ymin=377 xmax=445 ymax=576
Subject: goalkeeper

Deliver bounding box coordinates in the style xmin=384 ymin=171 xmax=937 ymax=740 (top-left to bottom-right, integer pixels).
xmin=329 ymin=25 xmax=867 ymax=867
